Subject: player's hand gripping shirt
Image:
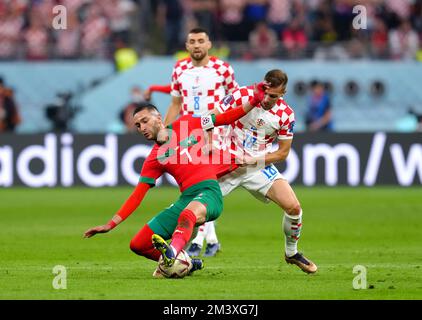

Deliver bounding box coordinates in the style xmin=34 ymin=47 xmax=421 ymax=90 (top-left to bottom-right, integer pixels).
xmin=171 ymin=56 xmax=238 ymax=116
xmin=217 ymin=86 xmax=296 ymax=158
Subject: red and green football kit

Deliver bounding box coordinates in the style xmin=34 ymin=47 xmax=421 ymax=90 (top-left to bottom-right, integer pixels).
xmin=107 ymin=105 xmax=249 ymax=240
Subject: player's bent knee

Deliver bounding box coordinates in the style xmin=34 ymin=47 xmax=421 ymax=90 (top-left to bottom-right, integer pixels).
xmin=130 ymin=238 xmax=155 ymax=257
xmin=285 ymin=203 xmax=302 ymax=216
xmin=129 ymin=224 xmax=155 ymax=256
xmin=129 ymin=238 xmax=144 ymax=255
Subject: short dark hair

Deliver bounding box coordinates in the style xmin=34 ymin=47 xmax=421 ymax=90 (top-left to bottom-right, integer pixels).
xmin=188 ymin=27 xmax=209 ymax=36
xmin=264 ymin=69 xmax=288 ymax=88
xmin=132 ymin=102 xmax=160 ymax=117
xmin=310 ymin=79 xmax=320 ymax=88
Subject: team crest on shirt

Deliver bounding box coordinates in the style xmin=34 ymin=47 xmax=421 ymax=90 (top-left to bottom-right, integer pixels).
xmin=256 ymin=118 xmax=266 ymax=127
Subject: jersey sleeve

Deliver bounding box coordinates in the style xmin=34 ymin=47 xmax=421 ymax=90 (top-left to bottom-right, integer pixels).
xmin=217 ymin=86 xmax=253 ymax=114
xmin=216 ymin=93 xmax=236 ymax=114
xmin=139 ymin=150 xmax=164 ymax=186
xmin=170 ymin=65 xmax=181 ymax=97
xmin=222 ymin=63 xmax=239 ymax=94
xmin=277 ymin=110 xmax=296 ymax=140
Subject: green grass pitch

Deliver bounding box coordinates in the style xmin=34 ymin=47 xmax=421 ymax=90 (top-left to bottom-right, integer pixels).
xmin=0 ymin=186 xmax=421 ymax=300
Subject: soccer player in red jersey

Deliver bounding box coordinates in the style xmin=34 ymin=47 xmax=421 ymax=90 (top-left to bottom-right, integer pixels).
xmin=146 ymin=28 xmax=240 ymax=257
xmin=83 ymin=83 xmax=267 ymax=277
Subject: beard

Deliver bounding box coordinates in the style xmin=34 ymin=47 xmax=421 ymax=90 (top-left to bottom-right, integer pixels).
xmin=191 ymin=50 xmax=207 ymax=61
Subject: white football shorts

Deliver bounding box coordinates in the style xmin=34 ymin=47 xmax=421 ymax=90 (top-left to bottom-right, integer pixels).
xmin=218 ymin=164 xmax=286 ymax=203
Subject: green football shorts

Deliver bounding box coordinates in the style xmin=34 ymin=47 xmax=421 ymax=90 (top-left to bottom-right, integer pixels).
xmin=147 ymin=180 xmax=223 ymax=239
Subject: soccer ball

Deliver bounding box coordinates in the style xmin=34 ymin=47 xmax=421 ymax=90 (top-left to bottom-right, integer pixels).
xmin=158 ymin=249 xmax=193 ymax=279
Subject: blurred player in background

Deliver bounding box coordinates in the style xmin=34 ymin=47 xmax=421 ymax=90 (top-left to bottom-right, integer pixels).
xmin=165 ymin=27 xmax=239 ymax=258
xmin=216 ymin=69 xmax=317 ymax=274
xmin=0 ymin=76 xmax=21 ymax=132
xmin=305 ymin=80 xmax=333 ymax=132
xmin=83 ymin=83 xmax=266 ymax=277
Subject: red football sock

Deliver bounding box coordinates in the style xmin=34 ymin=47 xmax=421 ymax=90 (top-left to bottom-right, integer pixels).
xmin=130 ymin=224 xmax=161 ymax=261
xmin=171 ymin=209 xmax=197 ymax=255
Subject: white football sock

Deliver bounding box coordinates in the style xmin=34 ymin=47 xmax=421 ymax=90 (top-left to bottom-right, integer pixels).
xmin=190 ymin=223 xmax=206 ymax=247
xmin=283 ymin=210 xmax=302 ymax=257
xmin=205 ymin=221 xmax=219 ymax=244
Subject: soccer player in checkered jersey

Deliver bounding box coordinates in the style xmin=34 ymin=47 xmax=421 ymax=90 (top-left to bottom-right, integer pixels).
xmin=215 ymin=69 xmax=317 ymax=273
xmin=165 ymin=27 xmax=239 ymax=258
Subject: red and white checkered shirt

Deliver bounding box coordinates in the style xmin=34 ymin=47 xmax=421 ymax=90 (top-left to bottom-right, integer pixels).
xmin=216 ymin=85 xmax=295 ymax=157
xmin=171 ymin=56 xmax=238 ymax=116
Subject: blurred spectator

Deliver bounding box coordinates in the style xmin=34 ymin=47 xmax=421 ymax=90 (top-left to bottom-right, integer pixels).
xmin=157 ymin=0 xmax=184 ymax=54
xmin=291 ymin=0 xmax=307 ymax=23
xmin=417 ymin=42 xmax=422 ymax=61
xmin=190 ymin=0 xmax=218 ymax=40
xmin=219 ymin=0 xmax=246 ymax=41
xmin=389 ymin=20 xmax=419 ymax=60
xmin=377 ymin=2 xmax=400 ymax=31
xmin=243 ymin=0 xmax=268 ymax=37
xmin=0 ymin=77 xmax=21 ymax=132
xmin=410 ymin=0 xmax=422 ymax=35
xmin=113 ymin=38 xmax=138 ymax=72
xmin=311 ymin=0 xmax=335 ymax=42
xmin=248 ymin=21 xmax=278 ymax=59
xmin=101 ymin=0 xmax=136 ymax=44
xmin=55 ymin=11 xmax=81 ymax=59
xmin=61 ymin=0 xmax=87 ymax=13
xmin=281 ymin=17 xmax=308 ymax=59
xmin=305 ymin=80 xmax=333 ymax=132
xmin=332 ymin=0 xmax=354 ymax=41
xmin=386 ymin=0 xmax=412 ymax=20
xmin=371 ymin=17 xmax=389 ymax=59
xmin=0 ymin=0 xmax=419 ymax=61
xmin=267 ymin=0 xmax=291 ymax=35
xmin=81 ymin=3 xmax=109 ymax=58
xmin=24 ymin=11 xmax=50 ymax=60
xmin=209 ymin=43 xmax=230 ymax=60
xmin=120 ymin=86 xmax=146 ymax=133
xmin=0 ymin=2 xmax=24 ymax=60
xmin=33 ymin=0 xmax=55 ymax=22
xmin=347 ymin=33 xmax=367 ymax=59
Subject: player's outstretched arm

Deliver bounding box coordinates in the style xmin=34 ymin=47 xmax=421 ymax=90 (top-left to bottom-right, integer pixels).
xmin=83 ymin=183 xmax=151 ymax=238
xmin=144 ymin=84 xmax=171 ymax=101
